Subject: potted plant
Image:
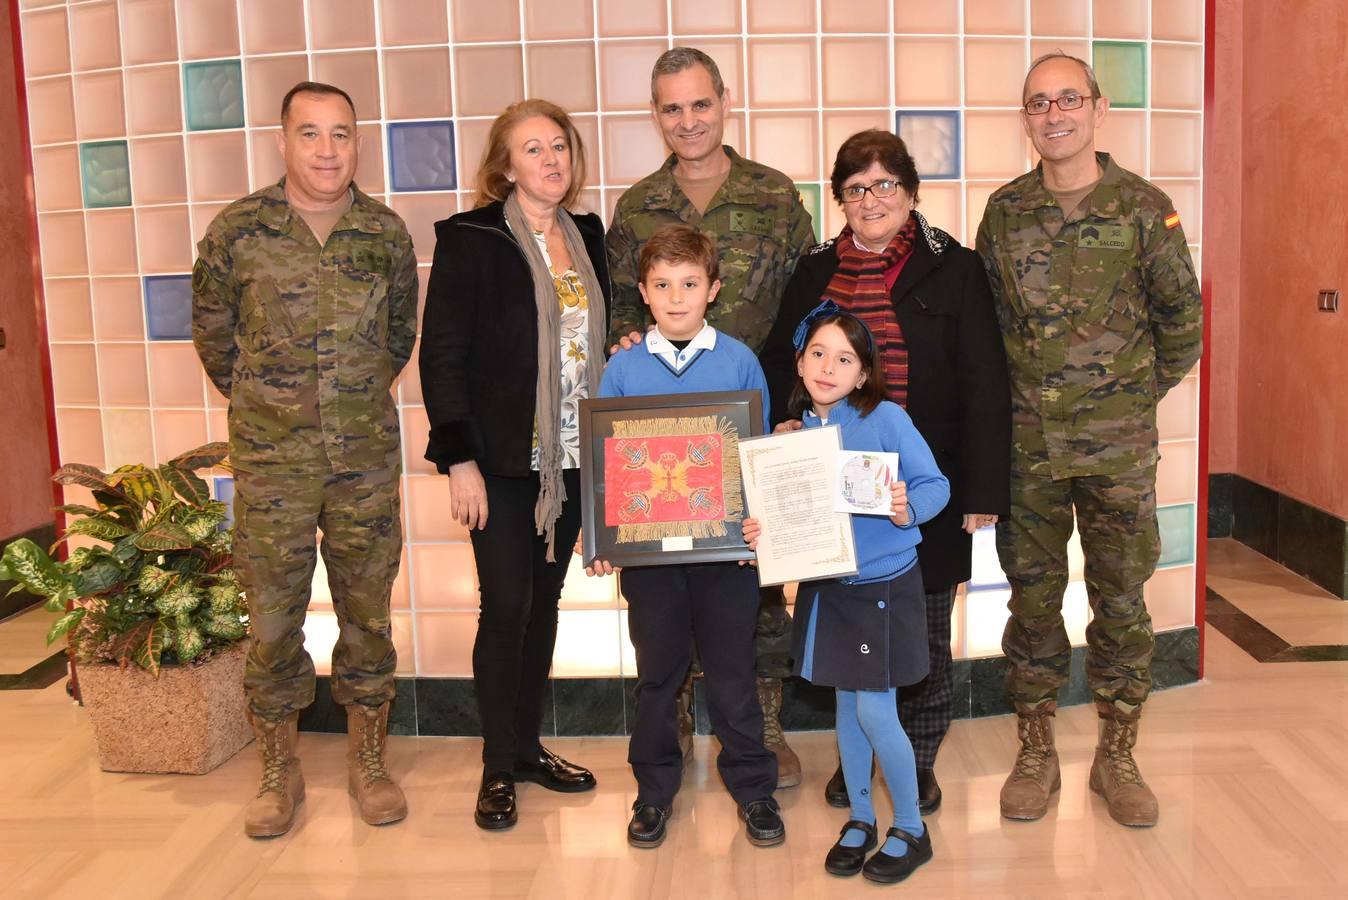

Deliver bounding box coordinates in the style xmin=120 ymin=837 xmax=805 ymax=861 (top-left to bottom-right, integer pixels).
xmin=0 ymin=442 xmax=253 ymax=774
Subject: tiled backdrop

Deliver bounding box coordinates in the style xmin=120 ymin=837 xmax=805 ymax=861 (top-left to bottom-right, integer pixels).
xmin=21 ymin=0 xmax=1204 ymax=678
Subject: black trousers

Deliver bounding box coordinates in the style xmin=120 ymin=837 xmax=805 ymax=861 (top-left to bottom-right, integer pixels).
xmin=897 ymin=585 xmax=957 ymax=769
xmin=469 ymin=469 xmax=582 ymax=774
xmin=622 ymin=562 xmax=777 ymax=808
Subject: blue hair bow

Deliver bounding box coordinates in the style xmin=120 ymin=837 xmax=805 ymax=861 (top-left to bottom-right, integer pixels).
xmin=790 ymin=299 xmax=875 ymax=356
xmin=792 ymin=299 xmax=842 ymax=351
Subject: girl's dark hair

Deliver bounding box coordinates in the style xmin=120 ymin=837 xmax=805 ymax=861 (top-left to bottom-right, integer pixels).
xmin=788 ymin=313 xmax=887 ymax=418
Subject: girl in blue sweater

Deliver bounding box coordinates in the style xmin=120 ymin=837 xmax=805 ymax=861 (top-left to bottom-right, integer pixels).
xmin=744 ymin=303 xmax=949 ymax=884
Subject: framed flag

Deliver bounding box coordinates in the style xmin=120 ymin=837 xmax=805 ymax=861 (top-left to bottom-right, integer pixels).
xmin=578 ymin=391 xmax=763 ymax=568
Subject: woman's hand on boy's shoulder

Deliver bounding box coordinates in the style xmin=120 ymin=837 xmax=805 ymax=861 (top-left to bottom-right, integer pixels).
xmin=608 ymin=324 xmax=655 ymax=355
xmin=889 ymin=481 xmax=911 ymax=527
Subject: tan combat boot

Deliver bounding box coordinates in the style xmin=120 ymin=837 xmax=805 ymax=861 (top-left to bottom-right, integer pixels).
xmin=1000 ymin=701 xmax=1061 ymax=820
xmin=675 ymin=671 xmax=695 ymax=764
xmin=346 ymin=702 xmax=408 ymax=826
xmin=1089 ymin=700 xmax=1158 ymax=827
xmin=757 ymin=677 xmax=801 ymax=788
xmin=244 ymin=713 xmax=305 ymax=838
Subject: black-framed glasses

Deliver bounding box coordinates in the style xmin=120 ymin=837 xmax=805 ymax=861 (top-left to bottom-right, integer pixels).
xmin=1023 ymin=93 xmax=1096 ymax=115
xmin=840 ymin=179 xmax=900 ymax=203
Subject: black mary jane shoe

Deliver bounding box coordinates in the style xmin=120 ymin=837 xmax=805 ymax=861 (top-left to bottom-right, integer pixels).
xmin=738 ymin=798 xmax=786 ymax=847
xmin=513 ymin=747 xmax=597 ymax=793
xmin=861 ymin=825 xmax=934 ymax=884
xmin=917 ymin=767 xmax=942 ymax=815
xmin=474 ymin=770 xmax=518 ymax=831
xmin=824 ymin=764 xmax=849 ymax=808
xmin=627 ymin=801 xmax=671 ymax=848
xmin=823 ymin=819 xmax=877 ymax=877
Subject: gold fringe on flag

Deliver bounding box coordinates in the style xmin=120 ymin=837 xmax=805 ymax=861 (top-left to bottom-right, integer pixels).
xmin=610 ymin=415 xmax=746 ymax=545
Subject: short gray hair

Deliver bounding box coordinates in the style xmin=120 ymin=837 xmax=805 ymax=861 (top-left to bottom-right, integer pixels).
xmin=650 ymin=47 xmax=726 ymax=105
xmin=1023 ymin=52 xmax=1102 ymax=102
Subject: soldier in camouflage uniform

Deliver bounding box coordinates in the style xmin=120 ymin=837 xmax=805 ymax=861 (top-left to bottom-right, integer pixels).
xmin=976 ymin=55 xmax=1202 ymax=827
xmin=192 ymin=82 xmax=418 ymax=838
xmin=606 ymin=48 xmax=816 ymax=787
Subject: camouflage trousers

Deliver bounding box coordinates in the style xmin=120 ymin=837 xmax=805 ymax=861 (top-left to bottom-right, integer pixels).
xmin=996 ymin=465 xmax=1159 ymax=708
xmin=234 ymin=465 xmax=402 ymax=720
xmin=755 ymin=585 xmax=794 ymax=678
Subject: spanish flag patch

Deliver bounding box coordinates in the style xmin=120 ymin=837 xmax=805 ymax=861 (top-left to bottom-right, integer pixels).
xmin=1164 ymin=212 xmax=1181 ymax=230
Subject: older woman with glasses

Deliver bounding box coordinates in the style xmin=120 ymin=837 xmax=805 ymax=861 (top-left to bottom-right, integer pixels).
xmin=759 ymin=128 xmax=1010 ymax=825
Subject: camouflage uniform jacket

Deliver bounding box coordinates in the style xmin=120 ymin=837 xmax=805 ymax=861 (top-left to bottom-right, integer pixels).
xmin=976 ymin=153 xmax=1202 ymax=479
xmin=192 ymin=180 xmax=419 ymax=476
xmin=606 ymin=145 xmax=815 ymax=353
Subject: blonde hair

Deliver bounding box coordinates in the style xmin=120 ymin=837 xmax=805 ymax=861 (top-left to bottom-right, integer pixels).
xmin=474 ymin=99 xmax=587 ymax=209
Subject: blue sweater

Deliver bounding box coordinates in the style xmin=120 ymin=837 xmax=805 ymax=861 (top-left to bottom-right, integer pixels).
xmin=803 ymin=399 xmax=951 ymax=583
xmin=599 ymin=329 xmax=772 ymax=433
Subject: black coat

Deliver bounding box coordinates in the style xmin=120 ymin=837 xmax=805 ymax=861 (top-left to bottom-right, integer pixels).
xmin=419 ymin=201 xmax=611 ymax=477
xmin=760 ymin=214 xmax=1011 ymax=590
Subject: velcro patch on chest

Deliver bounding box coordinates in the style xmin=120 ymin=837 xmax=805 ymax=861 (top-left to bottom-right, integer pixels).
xmin=729 ymin=210 xmax=774 ymax=237
xmin=1077 ymin=224 xmax=1135 ymax=251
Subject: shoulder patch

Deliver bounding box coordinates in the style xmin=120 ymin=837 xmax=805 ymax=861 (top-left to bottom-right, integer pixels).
xmin=808 ymin=238 xmax=836 ymax=255
xmin=1164 ymin=211 xmax=1181 ymax=230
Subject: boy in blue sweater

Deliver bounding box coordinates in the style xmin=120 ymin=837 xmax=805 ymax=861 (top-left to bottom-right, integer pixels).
xmin=585 ymin=225 xmax=781 ymax=849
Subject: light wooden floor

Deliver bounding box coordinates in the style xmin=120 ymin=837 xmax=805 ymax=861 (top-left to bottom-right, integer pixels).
xmin=2 ymin=541 xmax=1346 ymax=899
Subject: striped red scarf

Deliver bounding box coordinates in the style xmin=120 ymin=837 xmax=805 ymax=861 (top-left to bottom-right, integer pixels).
xmin=822 ymin=216 xmax=917 ymax=406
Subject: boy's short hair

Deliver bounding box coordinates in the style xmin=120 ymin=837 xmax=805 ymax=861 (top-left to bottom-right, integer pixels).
xmin=638 ymin=224 xmax=719 ymax=284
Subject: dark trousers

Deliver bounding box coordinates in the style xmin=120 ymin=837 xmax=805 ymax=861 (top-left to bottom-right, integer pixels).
xmin=469 ymin=469 xmax=582 ymax=773
xmin=897 ymin=585 xmax=957 ymax=769
xmin=622 ymin=562 xmax=777 ymax=808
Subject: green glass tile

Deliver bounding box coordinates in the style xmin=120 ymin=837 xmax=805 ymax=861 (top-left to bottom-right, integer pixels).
xmin=1157 ymin=503 xmax=1196 ymax=568
xmin=1093 ymin=41 xmax=1147 ymax=109
xmin=183 ymin=60 xmax=245 ymax=131
xmin=795 ymin=182 xmax=823 ymax=243
xmin=79 ymin=140 xmax=131 ymax=208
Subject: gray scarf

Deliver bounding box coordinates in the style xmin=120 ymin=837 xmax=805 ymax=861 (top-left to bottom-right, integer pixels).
xmin=504 ymin=190 xmax=607 ymax=561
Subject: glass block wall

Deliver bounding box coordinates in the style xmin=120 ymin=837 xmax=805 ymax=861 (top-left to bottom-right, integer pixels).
xmin=20 ymin=0 xmax=1205 ymax=678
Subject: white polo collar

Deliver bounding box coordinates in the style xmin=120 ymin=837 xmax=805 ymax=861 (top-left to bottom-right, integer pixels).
xmin=645 ymin=322 xmax=716 ymax=371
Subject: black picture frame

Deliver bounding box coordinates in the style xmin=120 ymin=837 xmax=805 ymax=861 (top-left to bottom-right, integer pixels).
xmin=579 ymin=390 xmax=763 ymax=568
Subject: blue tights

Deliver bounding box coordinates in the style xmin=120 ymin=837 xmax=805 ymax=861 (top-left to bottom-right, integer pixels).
xmin=835 ymin=687 xmax=923 ymax=856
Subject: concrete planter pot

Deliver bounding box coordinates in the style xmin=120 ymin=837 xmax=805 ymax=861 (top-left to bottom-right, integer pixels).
xmin=76 ymin=641 xmax=253 ymax=775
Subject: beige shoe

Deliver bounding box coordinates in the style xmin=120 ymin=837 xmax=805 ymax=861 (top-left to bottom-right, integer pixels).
xmin=675 ymin=671 xmax=695 ymax=765
xmin=1089 ymin=700 xmax=1159 ymax=827
xmin=999 ymin=701 xmax=1061 ymax=820
xmin=244 ymin=713 xmax=305 ymax=838
xmin=346 ymin=702 xmax=408 ymax=826
xmin=757 ymin=677 xmax=801 ymax=788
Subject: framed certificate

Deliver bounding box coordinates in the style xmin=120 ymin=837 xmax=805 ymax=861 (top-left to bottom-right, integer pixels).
xmin=738 ymin=426 xmax=859 ymax=587
xmin=578 ymin=391 xmax=763 ymax=568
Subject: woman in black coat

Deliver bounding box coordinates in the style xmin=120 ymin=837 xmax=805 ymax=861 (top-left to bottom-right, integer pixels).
xmin=759 ymin=129 xmax=1010 ymax=814
xmin=419 ymin=99 xmax=610 ymax=831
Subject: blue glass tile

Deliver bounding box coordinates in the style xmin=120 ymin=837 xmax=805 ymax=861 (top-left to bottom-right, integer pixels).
xmin=79 ymin=141 xmax=132 ymax=208
xmin=1093 ymin=42 xmax=1147 ymax=109
xmin=388 ymin=121 xmax=456 ymax=192
xmin=1157 ymin=503 xmax=1196 ymax=568
xmin=214 ymin=476 xmax=235 ymax=528
xmin=144 ymin=275 xmax=193 ymax=341
xmin=894 ymin=110 xmax=961 ymax=180
xmin=795 ymin=182 xmax=822 ymax=242
xmin=183 ymin=60 xmax=245 ymax=130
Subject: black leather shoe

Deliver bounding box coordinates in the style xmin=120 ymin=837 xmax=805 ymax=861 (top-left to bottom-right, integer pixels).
xmin=474 ymin=771 xmax=517 ymax=831
xmin=917 ymin=767 xmax=942 ymax=815
xmin=738 ymin=798 xmax=785 ymax=847
xmin=823 ymin=819 xmax=877 ymax=876
xmin=627 ymin=801 xmax=671 ymax=848
xmin=861 ymin=825 xmax=933 ymax=884
xmin=824 ymin=764 xmax=849 ymax=808
xmin=513 ymin=747 xmax=597 ymax=793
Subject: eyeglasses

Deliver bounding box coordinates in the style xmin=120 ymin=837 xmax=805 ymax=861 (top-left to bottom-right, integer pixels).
xmin=840 ymin=179 xmax=901 ymax=203
xmin=1023 ymin=93 xmax=1096 ymax=115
